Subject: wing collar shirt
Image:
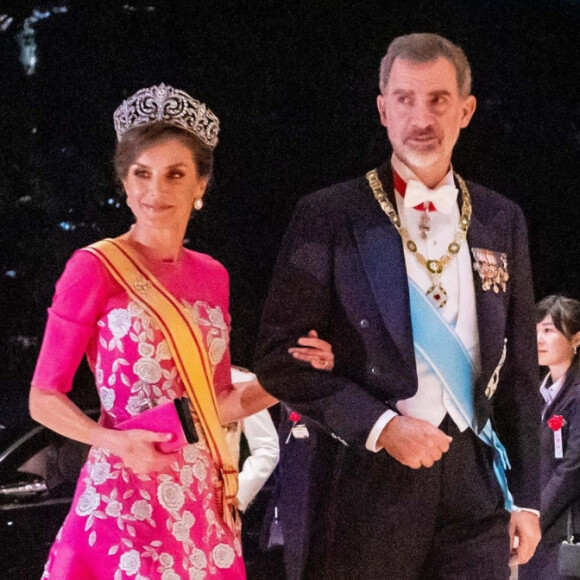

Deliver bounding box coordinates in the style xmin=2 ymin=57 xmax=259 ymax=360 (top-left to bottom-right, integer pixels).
xmin=366 ymin=155 xmax=481 ymax=451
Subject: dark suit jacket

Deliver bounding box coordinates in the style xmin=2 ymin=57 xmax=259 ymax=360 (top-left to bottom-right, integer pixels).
xmin=271 ymin=405 xmax=319 ymax=580
xmin=519 ymin=363 xmax=580 ymax=579
xmin=539 ymin=361 xmax=580 ymax=544
xmin=254 ymin=164 xmax=541 ymax=511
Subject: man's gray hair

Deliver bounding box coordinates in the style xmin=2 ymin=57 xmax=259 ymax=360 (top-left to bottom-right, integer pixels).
xmin=379 ymin=33 xmax=472 ymax=97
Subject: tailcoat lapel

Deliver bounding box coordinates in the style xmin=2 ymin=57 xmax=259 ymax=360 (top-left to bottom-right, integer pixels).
xmin=349 ymin=171 xmax=510 ymax=399
xmin=351 ymin=167 xmax=416 ymax=376
xmin=543 ymin=370 xmax=577 ymax=420
xmin=465 ymin=185 xmax=508 ymax=393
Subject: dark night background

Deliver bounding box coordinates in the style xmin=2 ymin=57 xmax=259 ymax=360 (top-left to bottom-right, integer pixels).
xmin=1 ymin=0 xmax=580 ymax=425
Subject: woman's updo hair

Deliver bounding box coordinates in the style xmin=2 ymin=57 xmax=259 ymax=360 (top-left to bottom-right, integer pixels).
xmin=536 ymin=295 xmax=580 ymax=341
xmin=114 ymin=122 xmax=214 ymax=182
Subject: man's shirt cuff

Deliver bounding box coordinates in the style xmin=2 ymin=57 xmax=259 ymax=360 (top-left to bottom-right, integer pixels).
xmin=513 ymin=506 xmax=540 ymax=516
xmin=365 ymin=409 xmax=398 ymax=452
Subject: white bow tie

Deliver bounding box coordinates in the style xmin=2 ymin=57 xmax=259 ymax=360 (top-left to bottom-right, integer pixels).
xmin=403 ymin=179 xmax=458 ymax=214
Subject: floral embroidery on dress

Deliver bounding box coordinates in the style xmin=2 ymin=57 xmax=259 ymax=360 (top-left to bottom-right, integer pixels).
xmin=131 ymin=499 xmax=153 ymax=523
xmin=76 ymin=483 xmax=101 ymax=517
xmin=158 ymin=480 xmax=185 ymax=512
xmin=43 ymin=280 xmax=243 ymax=578
xmin=109 ymin=308 xmax=132 ymax=342
xmin=118 ymin=549 xmax=141 ymax=577
xmin=90 ymin=460 xmax=112 ymax=485
xmin=96 ymin=299 xmax=228 ymax=422
xmin=212 ymin=544 xmax=235 ymax=569
xmin=100 ymin=386 xmax=116 ymax=411
xmin=133 ymin=357 xmax=163 ymax=384
xmin=69 ymin=441 xmax=234 ymax=578
xmin=183 ymin=301 xmax=229 ymax=368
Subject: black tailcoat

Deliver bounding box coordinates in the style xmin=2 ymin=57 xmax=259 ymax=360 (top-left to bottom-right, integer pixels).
xmin=255 ymin=166 xmax=541 ymax=574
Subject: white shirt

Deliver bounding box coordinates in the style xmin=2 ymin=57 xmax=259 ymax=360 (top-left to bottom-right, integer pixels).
xmin=540 ymin=373 xmax=565 ymax=423
xmin=540 ymin=373 xmax=564 ymax=406
xmin=238 ymin=410 xmax=280 ymax=512
xmin=362 ymin=166 xmax=538 ymax=516
xmin=230 ymin=367 xmax=280 ymax=512
xmin=366 ymin=155 xmax=480 ymax=451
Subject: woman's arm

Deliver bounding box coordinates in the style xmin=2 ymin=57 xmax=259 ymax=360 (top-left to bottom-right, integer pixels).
xmin=217 ymin=379 xmax=278 ymax=424
xmin=29 ymin=387 xmax=175 ymax=474
xmin=218 ymin=331 xmax=335 ymax=424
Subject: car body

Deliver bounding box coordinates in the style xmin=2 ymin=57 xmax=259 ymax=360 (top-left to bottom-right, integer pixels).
xmin=0 ymin=410 xmax=98 ymax=579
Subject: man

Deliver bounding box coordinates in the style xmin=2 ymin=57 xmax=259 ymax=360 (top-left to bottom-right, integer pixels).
xmin=254 ymin=33 xmax=541 ymax=579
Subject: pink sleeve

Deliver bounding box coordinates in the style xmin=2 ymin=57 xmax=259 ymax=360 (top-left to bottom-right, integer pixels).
xmin=31 ymin=250 xmax=112 ymax=392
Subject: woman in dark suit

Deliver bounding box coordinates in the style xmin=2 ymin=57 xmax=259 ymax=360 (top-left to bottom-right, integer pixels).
xmin=520 ymin=295 xmax=580 ymax=579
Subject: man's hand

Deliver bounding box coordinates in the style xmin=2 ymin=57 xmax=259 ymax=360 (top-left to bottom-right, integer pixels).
xmin=509 ymin=510 xmax=541 ymax=565
xmin=377 ymin=415 xmax=452 ymax=468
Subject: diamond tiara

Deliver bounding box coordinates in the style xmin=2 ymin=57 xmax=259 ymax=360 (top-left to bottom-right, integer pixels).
xmin=113 ymin=84 xmax=219 ymax=150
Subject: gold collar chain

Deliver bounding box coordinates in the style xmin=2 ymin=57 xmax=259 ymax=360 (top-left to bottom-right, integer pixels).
xmin=365 ymin=169 xmax=472 ymax=308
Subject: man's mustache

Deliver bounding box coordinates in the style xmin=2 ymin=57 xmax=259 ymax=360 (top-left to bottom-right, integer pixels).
xmin=405 ymin=128 xmax=438 ymax=141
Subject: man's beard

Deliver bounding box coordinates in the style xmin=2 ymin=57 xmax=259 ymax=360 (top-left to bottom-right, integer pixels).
xmin=399 ymin=144 xmax=442 ymax=169
xmin=399 ymin=129 xmax=443 ymax=168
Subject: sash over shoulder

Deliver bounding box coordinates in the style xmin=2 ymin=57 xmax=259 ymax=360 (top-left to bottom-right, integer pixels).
xmin=84 ymin=238 xmax=239 ymax=532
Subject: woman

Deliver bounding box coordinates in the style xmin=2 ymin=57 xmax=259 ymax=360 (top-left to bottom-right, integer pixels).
xmin=30 ymin=84 xmax=333 ymax=579
xmin=519 ymin=295 xmax=580 ymax=579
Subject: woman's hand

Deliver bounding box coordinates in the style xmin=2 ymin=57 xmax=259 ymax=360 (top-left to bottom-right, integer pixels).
xmin=288 ymin=329 xmax=334 ymax=370
xmin=97 ymin=428 xmax=177 ymax=475
xmin=216 ymin=330 xmax=334 ymax=425
xmin=29 ymin=387 xmax=177 ymax=475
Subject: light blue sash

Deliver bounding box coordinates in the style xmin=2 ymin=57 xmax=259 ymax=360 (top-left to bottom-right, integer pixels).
xmin=408 ymin=279 xmax=514 ymax=510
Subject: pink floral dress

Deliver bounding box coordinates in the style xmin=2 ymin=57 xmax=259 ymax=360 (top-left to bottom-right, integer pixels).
xmin=32 ymin=248 xmax=246 ymax=580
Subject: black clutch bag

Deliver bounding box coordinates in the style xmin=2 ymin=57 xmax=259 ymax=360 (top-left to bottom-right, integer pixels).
xmin=558 ymin=509 xmax=580 ymax=577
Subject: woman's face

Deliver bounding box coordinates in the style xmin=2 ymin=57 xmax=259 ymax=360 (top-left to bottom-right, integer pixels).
xmin=123 ymin=138 xmax=207 ymax=232
xmin=536 ymin=315 xmax=575 ymax=371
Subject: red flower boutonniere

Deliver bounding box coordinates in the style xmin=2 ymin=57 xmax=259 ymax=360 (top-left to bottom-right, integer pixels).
xmin=547 ymin=415 xmax=566 ymax=458
xmin=547 ymin=415 xmax=566 ymax=431
xmin=288 ymin=411 xmax=301 ymax=424
xmin=286 ymin=410 xmax=302 ymax=443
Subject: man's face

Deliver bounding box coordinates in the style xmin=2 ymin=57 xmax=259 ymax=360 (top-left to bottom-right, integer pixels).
xmin=377 ymin=57 xmax=476 ymax=176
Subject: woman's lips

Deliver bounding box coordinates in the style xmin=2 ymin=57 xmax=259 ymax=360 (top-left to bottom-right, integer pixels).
xmin=144 ymin=204 xmax=173 ymax=212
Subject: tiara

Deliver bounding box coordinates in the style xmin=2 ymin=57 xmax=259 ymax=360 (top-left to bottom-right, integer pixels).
xmin=113 ymin=84 xmax=219 ymax=149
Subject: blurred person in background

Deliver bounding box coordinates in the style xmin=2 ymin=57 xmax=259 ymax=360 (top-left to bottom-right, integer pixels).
xmin=520 ymin=295 xmax=580 ymax=579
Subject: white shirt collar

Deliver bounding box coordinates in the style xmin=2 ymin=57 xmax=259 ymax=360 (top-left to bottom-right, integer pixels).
xmin=540 ymin=372 xmax=565 ymax=405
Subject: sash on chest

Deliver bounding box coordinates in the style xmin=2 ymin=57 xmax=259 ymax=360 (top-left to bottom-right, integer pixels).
xmin=408 ymin=279 xmax=514 ymax=510
xmin=85 ymin=238 xmax=239 ymax=531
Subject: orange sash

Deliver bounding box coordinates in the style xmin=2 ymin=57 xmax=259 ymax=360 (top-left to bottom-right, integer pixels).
xmin=85 ymin=238 xmax=239 ymax=532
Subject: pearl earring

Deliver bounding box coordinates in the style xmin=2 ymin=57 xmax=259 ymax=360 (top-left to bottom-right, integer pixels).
xmin=193 ymin=198 xmax=204 ymax=211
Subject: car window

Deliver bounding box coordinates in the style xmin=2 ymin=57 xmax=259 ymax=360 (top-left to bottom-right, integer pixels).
xmin=0 ymin=410 xmax=98 ymax=490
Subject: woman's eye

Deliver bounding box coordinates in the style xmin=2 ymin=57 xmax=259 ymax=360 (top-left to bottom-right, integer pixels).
xmin=134 ymin=169 xmax=149 ymax=178
xmin=169 ymin=171 xmax=184 ymax=178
